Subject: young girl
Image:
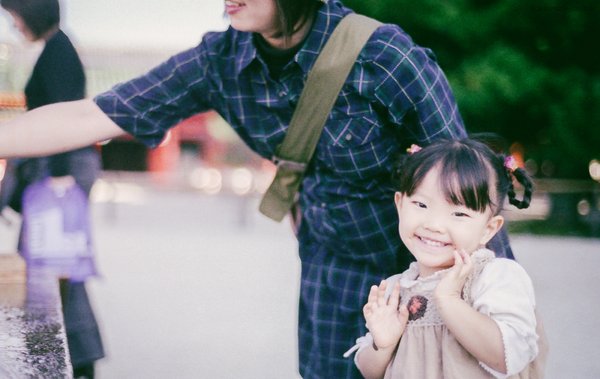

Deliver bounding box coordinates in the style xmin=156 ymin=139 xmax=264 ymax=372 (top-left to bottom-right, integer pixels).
xmin=344 ymin=138 xmax=546 ymax=378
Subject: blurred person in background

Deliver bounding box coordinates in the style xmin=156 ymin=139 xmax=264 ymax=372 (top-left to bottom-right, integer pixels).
xmin=0 ymin=1 xmax=515 ymax=377
xmin=0 ymin=0 xmax=104 ymax=378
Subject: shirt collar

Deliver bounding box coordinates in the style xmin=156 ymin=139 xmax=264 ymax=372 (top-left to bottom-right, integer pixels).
xmin=233 ymin=0 xmax=351 ymax=76
xmin=294 ymin=1 xmax=351 ymax=75
xmin=233 ymin=30 xmax=258 ymax=75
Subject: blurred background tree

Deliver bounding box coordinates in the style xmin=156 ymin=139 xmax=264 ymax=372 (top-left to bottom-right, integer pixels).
xmin=345 ymin=0 xmax=599 ymax=180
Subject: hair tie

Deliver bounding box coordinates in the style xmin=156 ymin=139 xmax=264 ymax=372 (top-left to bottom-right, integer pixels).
xmin=504 ymin=155 xmax=519 ymax=173
xmin=407 ymin=144 xmax=422 ymax=155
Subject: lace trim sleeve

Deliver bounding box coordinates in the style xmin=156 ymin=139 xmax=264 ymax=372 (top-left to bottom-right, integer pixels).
xmin=470 ymin=258 xmax=539 ymax=377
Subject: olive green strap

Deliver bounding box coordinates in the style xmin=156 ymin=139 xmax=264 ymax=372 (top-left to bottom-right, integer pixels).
xmin=259 ymin=14 xmax=382 ymax=221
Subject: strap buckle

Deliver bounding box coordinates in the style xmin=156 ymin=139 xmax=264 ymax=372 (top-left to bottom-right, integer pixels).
xmin=272 ymin=156 xmax=307 ymax=172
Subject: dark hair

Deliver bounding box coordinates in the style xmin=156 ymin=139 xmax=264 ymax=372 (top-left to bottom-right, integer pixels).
xmin=393 ymin=137 xmax=534 ymax=215
xmin=1 ymin=0 xmax=60 ymax=39
xmin=274 ymin=0 xmax=322 ymax=40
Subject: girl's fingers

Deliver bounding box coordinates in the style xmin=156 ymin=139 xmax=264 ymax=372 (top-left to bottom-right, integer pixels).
xmin=367 ymin=284 xmax=379 ymax=304
xmin=366 ymin=279 xmax=402 ymax=312
xmin=454 ymin=249 xmax=473 ymax=275
xmin=388 ymin=281 xmax=401 ymax=309
xmin=397 ymin=303 xmax=409 ymax=324
xmin=461 ymin=249 xmax=473 ymax=275
xmin=456 ymin=249 xmax=465 ymax=263
xmin=363 ymin=303 xmax=372 ymax=317
xmin=376 ymin=280 xmax=387 ymax=306
xmin=451 ymin=250 xmax=463 ymax=272
xmin=461 ymin=249 xmax=472 ymax=265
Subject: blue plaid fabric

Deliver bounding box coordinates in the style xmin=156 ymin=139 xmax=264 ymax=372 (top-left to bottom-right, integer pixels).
xmin=94 ymin=1 xmax=511 ymax=378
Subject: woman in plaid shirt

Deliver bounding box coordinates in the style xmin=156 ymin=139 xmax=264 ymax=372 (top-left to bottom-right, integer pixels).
xmin=0 ymin=1 xmax=513 ymax=377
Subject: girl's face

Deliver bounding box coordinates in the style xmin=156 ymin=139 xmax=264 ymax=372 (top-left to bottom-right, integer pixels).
xmin=225 ymin=0 xmax=279 ymax=37
xmin=395 ymin=166 xmax=503 ymax=277
xmin=8 ymin=11 xmax=36 ymax=42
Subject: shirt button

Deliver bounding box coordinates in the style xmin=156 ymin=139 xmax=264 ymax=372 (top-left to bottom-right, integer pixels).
xmin=321 ymin=203 xmax=326 ymax=208
xmin=345 ymin=134 xmax=353 ymax=141
xmin=278 ymin=91 xmax=286 ymax=97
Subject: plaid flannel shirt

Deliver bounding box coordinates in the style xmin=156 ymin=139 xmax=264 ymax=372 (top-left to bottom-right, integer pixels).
xmin=95 ymin=1 xmax=470 ymax=378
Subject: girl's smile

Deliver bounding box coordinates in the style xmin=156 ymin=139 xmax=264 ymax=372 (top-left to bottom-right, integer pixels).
xmin=412 ymin=231 xmax=456 ymax=269
xmin=415 ymin=234 xmax=451 ymax=248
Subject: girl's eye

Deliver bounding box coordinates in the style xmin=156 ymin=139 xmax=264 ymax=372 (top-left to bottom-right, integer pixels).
xmin=412 ymin=201 xmax=427 ymax=209
xmin=452 ymin=211 xmax=470 ymax=218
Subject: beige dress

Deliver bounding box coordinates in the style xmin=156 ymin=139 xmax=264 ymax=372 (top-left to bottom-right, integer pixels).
xmin=351 ymin=249 xmax=547 ymax=379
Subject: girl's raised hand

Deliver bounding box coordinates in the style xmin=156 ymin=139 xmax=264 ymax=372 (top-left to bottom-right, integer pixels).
xmin=363 ymin=280 xmax=409 ymax=351
xmin=434 ymin=249 xmax=473 ymax=300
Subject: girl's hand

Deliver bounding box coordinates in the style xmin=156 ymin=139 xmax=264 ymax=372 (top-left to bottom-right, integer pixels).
xmin=434 ymin=250 xmax=473 ymax=301
xmin=363 ymin=280 xmax=409 ymax=351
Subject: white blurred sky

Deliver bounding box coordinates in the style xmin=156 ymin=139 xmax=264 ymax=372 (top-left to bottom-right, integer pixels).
xmin=0 ymin=0 xmax=229 ymax=51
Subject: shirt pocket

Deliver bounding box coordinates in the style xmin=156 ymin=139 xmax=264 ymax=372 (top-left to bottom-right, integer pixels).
xmin=317 ymin=116 xmax=396 ymax=181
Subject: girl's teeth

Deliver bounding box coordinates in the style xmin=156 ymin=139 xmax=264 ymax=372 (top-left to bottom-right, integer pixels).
xmin=420 ymin=237 xmax=445 ymax=247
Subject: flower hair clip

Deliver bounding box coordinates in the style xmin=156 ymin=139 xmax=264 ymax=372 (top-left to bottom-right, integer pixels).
xmin=504 ymin=155 xmax=519 ymax=173
xmin=406 ymin=144 xmax=422 ymax=155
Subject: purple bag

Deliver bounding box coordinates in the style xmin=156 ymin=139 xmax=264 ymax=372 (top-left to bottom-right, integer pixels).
xmin=19 ymin=178 xmax=97 ymax=282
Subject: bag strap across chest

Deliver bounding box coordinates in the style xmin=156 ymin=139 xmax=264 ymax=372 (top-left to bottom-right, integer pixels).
xmin=259 ymin=13 xmax=382 ymax=221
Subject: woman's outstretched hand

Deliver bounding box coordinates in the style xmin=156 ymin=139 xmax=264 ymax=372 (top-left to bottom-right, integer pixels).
xmin=363 ymin=280 xmax=409 ymax=351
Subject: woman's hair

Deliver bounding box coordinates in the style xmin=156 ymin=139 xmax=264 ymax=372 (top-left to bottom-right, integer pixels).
xmin=393 ymin=136 xmax=534 ymax=215
xmin=274 ymin=0 xmax=322 ymax=40
xmin=1 ymin=0 xmax=60 ymax=40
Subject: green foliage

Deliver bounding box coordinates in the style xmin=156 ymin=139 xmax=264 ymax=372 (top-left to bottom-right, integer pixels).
xmin=344 ymin=0 xmax=600 ymax=179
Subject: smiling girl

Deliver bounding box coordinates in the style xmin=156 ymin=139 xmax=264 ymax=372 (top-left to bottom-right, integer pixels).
xmin=347 ymin=138 xmax=546 ymax=379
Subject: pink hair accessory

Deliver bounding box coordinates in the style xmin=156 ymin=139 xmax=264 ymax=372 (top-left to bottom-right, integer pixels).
xmin=406 ymin=144 xmax=422 ymax=155
xmin=504 ymin=155 xmax=519 ymax=172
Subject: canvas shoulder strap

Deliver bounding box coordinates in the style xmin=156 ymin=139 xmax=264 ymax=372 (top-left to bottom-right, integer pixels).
xmin=259 ymin=13 xmax=382 ymax=221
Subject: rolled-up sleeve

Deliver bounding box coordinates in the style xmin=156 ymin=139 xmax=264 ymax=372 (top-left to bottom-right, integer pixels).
xmin=94 ymin=45 xmax=212 ymax=147
xmin=471 ymin=259 xmax=539 ymax=377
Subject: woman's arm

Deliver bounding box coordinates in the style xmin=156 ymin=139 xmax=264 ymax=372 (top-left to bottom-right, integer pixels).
xmin=0 ymin=99 xmax=126 ymax=158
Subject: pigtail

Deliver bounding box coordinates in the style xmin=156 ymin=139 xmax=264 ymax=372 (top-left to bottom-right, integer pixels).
xmin=471 ymin=133 xmax=534 ymax=209
xmin=505 ymin=162 xmax=534 ymax=210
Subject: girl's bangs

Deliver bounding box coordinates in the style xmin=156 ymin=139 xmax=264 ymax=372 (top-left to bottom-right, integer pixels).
xmin=439 ymin=153 xmax=493 ymax=213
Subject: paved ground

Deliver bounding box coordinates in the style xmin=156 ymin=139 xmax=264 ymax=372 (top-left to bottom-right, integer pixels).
xmin=2 ymin=175 xmax=599 ymax=378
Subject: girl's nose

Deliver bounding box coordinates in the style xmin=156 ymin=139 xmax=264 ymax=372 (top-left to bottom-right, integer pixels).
xmin=422 ymin=215 xmax=445 ymax=233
